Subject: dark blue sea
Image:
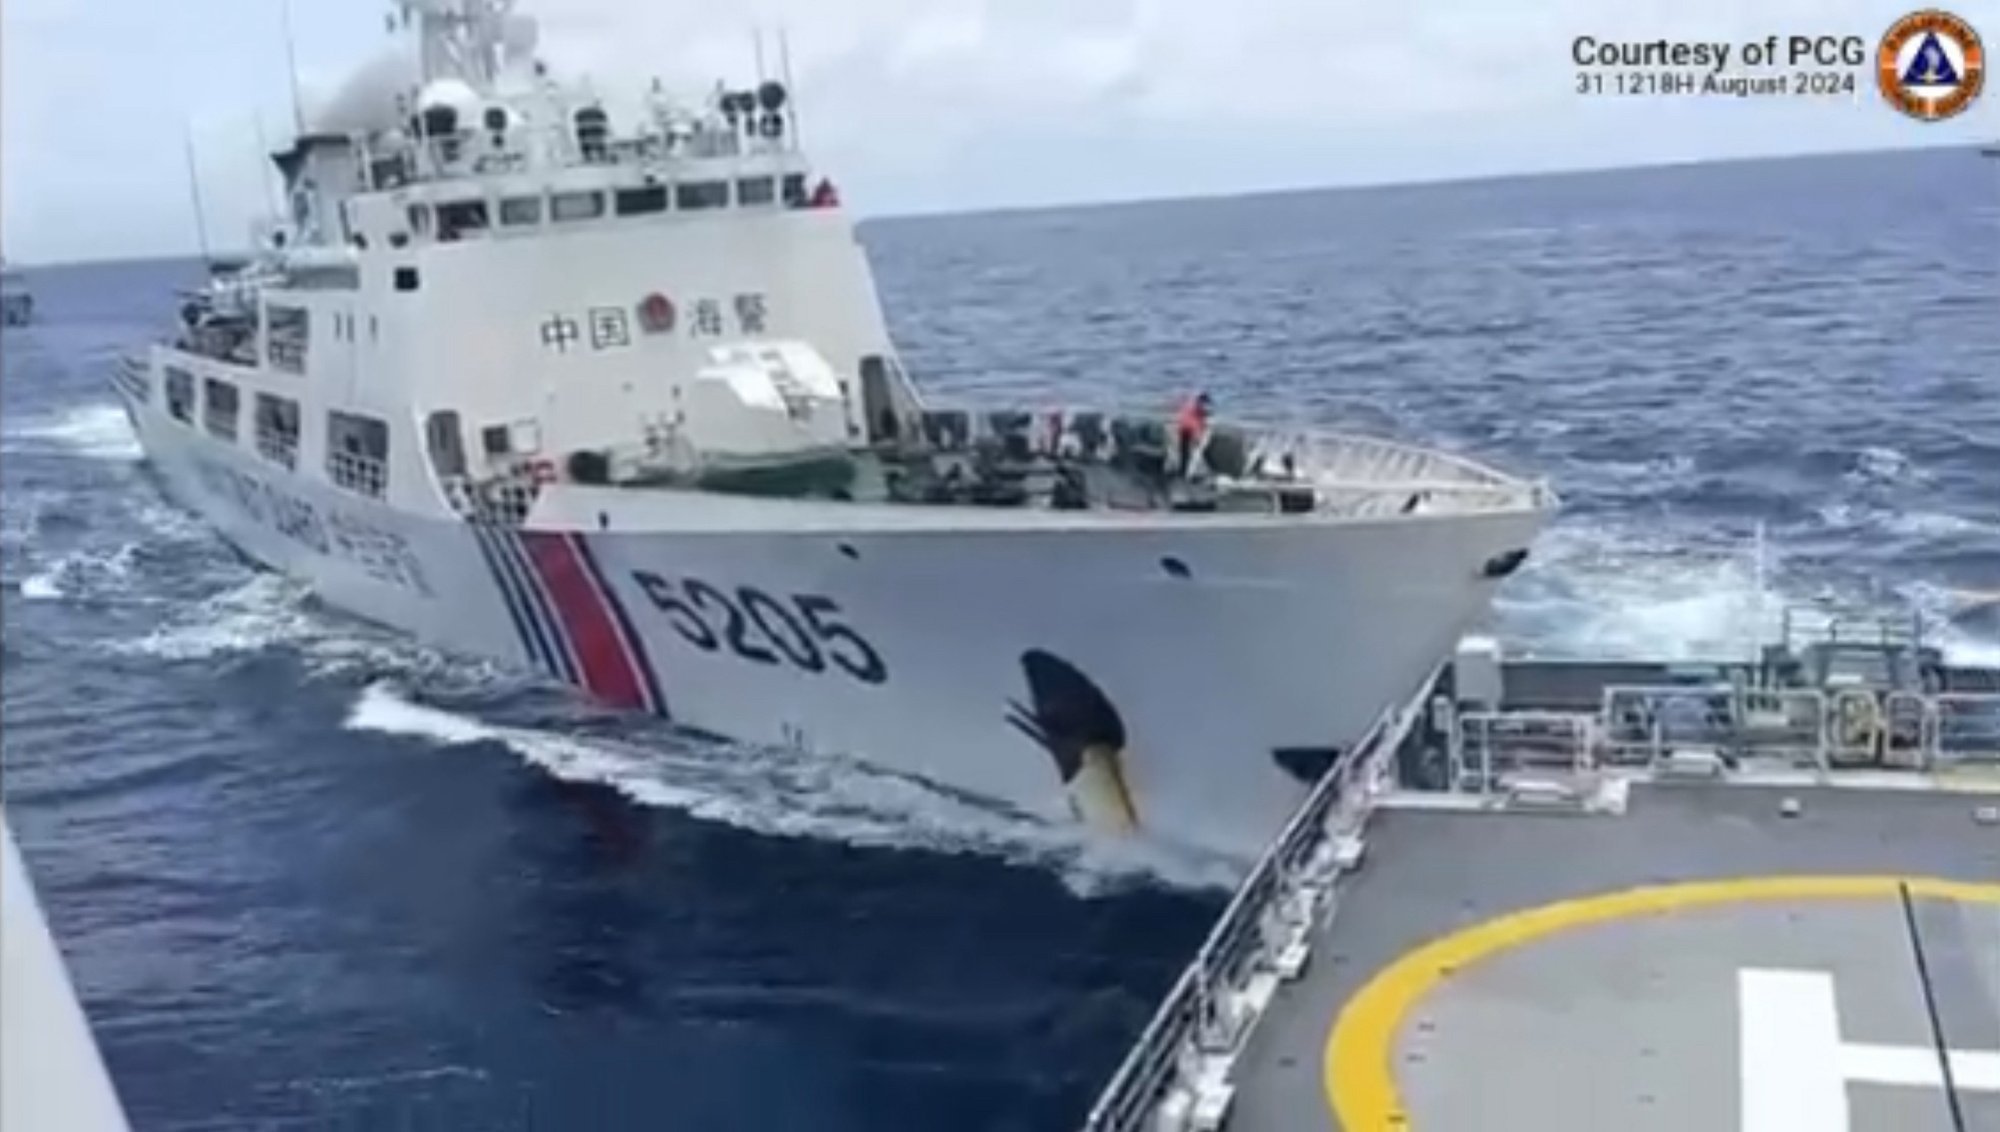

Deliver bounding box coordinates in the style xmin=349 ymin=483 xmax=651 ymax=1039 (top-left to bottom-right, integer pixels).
xmin=4 ymin=147 xmax=1997 ymax=1131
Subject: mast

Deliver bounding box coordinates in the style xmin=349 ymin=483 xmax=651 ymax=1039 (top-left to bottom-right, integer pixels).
xmin=183 ymin=130 xmax=214 ymax=265
xmin=281 ymin=0 xmax=305 ymax=135
xmin=253 ymin=114 xmax=284 ymax=218
xmin=778 ymin=29 xmax=800 ymax=147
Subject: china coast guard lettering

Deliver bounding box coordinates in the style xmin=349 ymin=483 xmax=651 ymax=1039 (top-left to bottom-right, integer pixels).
xmin=192 ymin=456 xmax=433 ymax=595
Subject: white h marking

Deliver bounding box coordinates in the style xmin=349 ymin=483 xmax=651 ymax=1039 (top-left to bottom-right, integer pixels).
xmin=1740 ymin=967 xmax=2000 ymax=1130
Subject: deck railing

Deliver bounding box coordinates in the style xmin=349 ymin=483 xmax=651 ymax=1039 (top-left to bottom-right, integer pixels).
xmin=439 ymin=474 xmax=539 ymax=527
xmin=254 ymin=425 xmax=298 ymax=471
xmin=267 ymin=338 xmax=307 ymax=375
xmin=1780 ymin=605 xmax=1925 ymax=654
xmin=111 ymin=355 xmax=149 ymax=402
xmin=1442 ymin=683 xmax=2000 ymax=786
xmin=354 ymin=123 xmax=799 ymax=195
xmin=1079 ymin=695 xmax=1420 ymax=1132
xmin=1927 ymin=692 xmax=2000 ymax=767
xmin=326 ymin=449 xmax=386 ymax=499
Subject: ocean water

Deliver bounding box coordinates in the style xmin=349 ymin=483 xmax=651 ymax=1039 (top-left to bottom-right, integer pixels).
xmin=3 ymin=147 xmax=1997 ymax=1131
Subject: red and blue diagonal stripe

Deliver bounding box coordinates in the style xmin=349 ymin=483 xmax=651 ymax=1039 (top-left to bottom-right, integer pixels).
xmin=471 ymin=525 xmax=667 ymax=717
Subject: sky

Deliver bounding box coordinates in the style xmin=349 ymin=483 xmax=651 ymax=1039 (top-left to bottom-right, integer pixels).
xmin=3 ymin=0 xmax=1995 ymax=263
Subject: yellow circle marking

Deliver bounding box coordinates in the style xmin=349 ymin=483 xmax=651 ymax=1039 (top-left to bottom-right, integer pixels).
xmin=1325 ymin=874 xmax=2000 ymax=1130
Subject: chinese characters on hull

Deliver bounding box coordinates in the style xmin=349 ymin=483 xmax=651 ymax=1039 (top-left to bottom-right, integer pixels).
xmin=541 ymin=292 xmax=770 ymax=354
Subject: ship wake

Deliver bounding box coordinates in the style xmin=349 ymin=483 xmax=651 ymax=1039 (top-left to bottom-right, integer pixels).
xmin=2 ymin=402 xmax=143 ymax=462
xmin=343 ymin=682 xmax=1244 ymax=898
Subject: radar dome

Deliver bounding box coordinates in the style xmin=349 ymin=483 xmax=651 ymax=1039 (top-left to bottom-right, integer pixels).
xmin=417 ymin=78 xmax=482 ymax=118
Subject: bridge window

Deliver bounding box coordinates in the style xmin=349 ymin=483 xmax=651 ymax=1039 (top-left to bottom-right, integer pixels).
xmin=425 ymin=410 xmax=468 ymax=478
xmin=394 ymin=266 xmax=419 ymax=292
xmin=551 ymin=190 xmax=605 ymax=223
xmin=736 ymin=176 xmax=776 ymax=206
xmin=164 ymin=366 xmax=195 ymax=423
xmin=499 ymin=196 xmax=542 ymax=226
xmin=202 ymin=377 xmax=240 ymax=441
xmin=615 ymin=186 xmax=668 ymax=216
xmin=407 ymin=203 xmax=432 ymax=236
xmin=675 ymin=181 xmax=728 ymax=210
xmin=254 ymin=392 xmax=299 ymax=470
xmin=781 ymin=173 xmax=807 ymax=207
xmin=371 ymin=154 xmax=412 ymax=192
xmin=326 ymin=410 xmax=390 ymax=498
xmin=437 ymin=199 xmax=489 ymax=240
xmin=266 ymin=304 xmax=309 ymax=373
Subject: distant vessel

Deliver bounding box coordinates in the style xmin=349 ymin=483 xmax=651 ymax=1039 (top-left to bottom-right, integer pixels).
xmin=1 ymin=258 xmax=31 ymax=327
xmin=111 ymin=0 xmax=1552 ymax=857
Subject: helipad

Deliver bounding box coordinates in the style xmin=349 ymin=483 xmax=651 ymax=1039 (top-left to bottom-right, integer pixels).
xmin=1331 ymin=875 xmax=2000 ymax=1130
xmin=1223 ymin=786 xmax=2000 ymax=1131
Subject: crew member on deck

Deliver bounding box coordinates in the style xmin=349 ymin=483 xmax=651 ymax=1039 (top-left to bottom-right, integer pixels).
xmin=1175 ymin=391 xmax=1212 ymax=479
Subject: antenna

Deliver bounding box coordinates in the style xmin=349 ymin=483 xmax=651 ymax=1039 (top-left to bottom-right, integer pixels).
xmin=778 ymin=28 xmax=800 ymax=147
xmin=183 ymin=129 xmax=214 ymax=265
xmin=753 ymin=26 xmax=767 ymax=87
xmin=253 ymin=114 xmax=283 ymax=218
xmin=281 ymin=0 xmax=305 ymax=135
xmin=1750 ymin=520 xmax=1768 ymax=661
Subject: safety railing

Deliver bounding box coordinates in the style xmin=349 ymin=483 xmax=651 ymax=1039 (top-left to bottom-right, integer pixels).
xmin=1881 ymin=691 xmax=1934 ymax=769
xmin=439 ymin=474 xmax=539 ymax=527
xmin=1780 ymin=605 xmax=1925 ymax=655
xmin=110 ymin=355 xmax=149 ymax=402
xmin=878 ymin=402 xmax=1552 ymax=518
xmin=1439 ymin=683 xmax=1931 ymax=796
xmin=267 ymin=340 xmax=306 ymax=376
xmin=1261 ymin=429 xmax=1517 ymax=489
xmin=1310 ymin=482 xmax=1546 ymax=518
xmin=326 ymin=449 xmax=387 ymax=500
xmin=1933 ymin=693 xmax=2000 ymax=767
xmin=1599 ymin=684 xmax=1830 ymax=769
xmin=254 ymin=425 xmax=298 ymax=472
xmin=1080 ymin=696 xmax=1418 ymax=1132
xmin=1450 ymin=710 xmax=1596 ymax=794
xmin=357 ymin=122 xmax=794 ymax=189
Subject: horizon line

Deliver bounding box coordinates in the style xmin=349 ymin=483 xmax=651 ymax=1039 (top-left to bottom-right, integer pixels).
xmin=7 ymin=139 xmax=1986 ymax=270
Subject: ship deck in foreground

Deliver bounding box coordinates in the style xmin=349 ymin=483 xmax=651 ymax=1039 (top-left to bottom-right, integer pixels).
xmin=1086 ymin=609 xmax=2000 ymax=1132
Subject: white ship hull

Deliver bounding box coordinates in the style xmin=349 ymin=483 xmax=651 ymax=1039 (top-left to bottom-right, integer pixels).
xmin=118 ymin=384 xmax=1546 ymax=858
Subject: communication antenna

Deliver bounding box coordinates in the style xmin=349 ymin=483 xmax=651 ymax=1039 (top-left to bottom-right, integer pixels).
xmin=753 ymin=26 xmax=767 ymax=87
xmin=183 ymin=129 xmax=214 ymax=265
xmin=1749 ymin=520 xmax=1768 ymax=662
xmin=253 ymin=114 xmax=284 ymax=217
xmin=281 ymin=0 xmax=305 ymax=135
xmin=778 ymin=28 xmax=800 ymax=147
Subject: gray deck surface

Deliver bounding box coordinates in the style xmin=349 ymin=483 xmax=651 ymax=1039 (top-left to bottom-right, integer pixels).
xmin=1225 ymin=784 xmax=2000 ymax=1131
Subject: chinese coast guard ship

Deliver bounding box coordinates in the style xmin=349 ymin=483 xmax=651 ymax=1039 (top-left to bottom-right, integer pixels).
xmin=113 ymin=0 xmax=1553 ymax=858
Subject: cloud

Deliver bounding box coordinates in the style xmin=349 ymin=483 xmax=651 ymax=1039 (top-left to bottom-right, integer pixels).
xmin=2 ymin=0 xmax=1990 ymax=262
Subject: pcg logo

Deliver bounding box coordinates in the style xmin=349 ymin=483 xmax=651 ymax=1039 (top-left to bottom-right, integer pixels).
xmin=1877 ymin=9 xmax=1984 ymax=121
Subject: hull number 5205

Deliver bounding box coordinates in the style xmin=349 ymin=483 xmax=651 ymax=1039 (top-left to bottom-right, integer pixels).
xmin=631 ymin=571 xmax=887 ymax=685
